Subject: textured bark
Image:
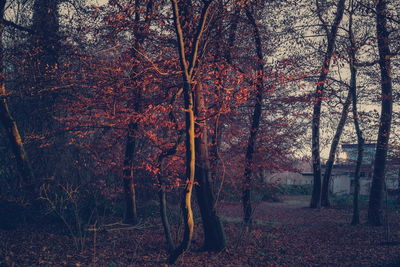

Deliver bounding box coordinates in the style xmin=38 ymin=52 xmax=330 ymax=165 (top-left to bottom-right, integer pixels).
xmin=0 ymin=1 xmax=35 ymax=199
xmin=168 ymin=0 xmax=212 ymax=263
xmin=194 ymin=83 xmax=225 ymax=251
xmin=310 ymin=0 xmax=345 ymax=208
xmin=242 ymin=8 xmax=264 ymax=227
xmin=321 ymin=90 xmax=351 ymax=207
xmin=368 ymin=0 xmax=393 ymax=226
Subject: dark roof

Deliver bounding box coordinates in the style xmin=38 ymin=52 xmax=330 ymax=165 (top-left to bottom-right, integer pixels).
xmin=342 ymin=143 xmax=376 ymax=148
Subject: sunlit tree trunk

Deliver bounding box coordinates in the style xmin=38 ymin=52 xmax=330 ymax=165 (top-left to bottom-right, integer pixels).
xmin=194 ymin=83 xmax=226 ymax=251
xmin=368 ymin=0 xmax=393 ymax=226
xmin=310 ymin=0 xmax=345 ymax=208
xmin=168 ymin=0 xmax=212 ymax=263
xmin=321 ymin=91 xmax=351 ymax=207
xmin=0 ymin=1 xmax=35 ymax=199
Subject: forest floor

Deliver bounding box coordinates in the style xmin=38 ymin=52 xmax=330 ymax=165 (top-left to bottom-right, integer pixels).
xmin=1 ymin=195 xmax=400 ymax=266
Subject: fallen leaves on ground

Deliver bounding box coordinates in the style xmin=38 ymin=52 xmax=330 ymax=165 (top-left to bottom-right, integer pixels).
xmin=0 ymin=196 xmax=399 ymax=266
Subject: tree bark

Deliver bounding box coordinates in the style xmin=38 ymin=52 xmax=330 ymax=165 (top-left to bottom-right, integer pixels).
xmin=168 ymin=0 xmax=212 ymax=263
xmin=157 ymin=152 xmax=176 ymax=253
xmin=368 ymin=0 xmax=393 ymax=226
xmin=321 ymin=90 xmax=351 ymax=207
xmin=241 ymin=8 xmax=264 ymax=227
xmin=122 ymin=122 xmax=139 ymax=225
xmin=194 ymin=83 xmax=226 ymax=251
xmin=310 ymin=0 xmax=346 ymax=208
xmin=0 ymin=1 xmax=35 ymax=200
xmin=346 ymin=4 xmax=364 ymax=226
xmin=31 ymin=0 xmax=60 ymax=69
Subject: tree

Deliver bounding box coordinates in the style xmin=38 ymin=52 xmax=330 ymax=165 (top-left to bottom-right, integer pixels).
xmin=121 ymin=0 xmax=155 ymax=226
xmin=168 ymin=0 xmax=213 ymax=263
xmin=0 ymin=0 xmax=35 ymax=201
xmin=310 ymin=0 xmax=346 ymax=208
xmin=241 ymin=5 xmax=265 ymax=227
xmin=320 ymin=86 xmax=351 ymax=207
xmin=194 ymin=82 xmax=226 ymax=251
xmin=368 ymin=0 xmax=393 ymax=226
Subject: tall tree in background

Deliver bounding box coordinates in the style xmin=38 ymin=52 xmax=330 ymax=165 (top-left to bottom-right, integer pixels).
xmin=368 ymin=0 xmax=393 ymax=226
xmin=122 ymin=0 xmax=154 ymax=225
xmin=346 ymin=0 xmax=364 ymax=225
xmin=310 ymin=0 xmax=346 ymax=208
xmin=31 ymin=0 xmax=59 ymax=72
xmin=29 ymin=0 xmax=60 ymax=127
xmin=242 ymin=6 xmax=265 ymax=227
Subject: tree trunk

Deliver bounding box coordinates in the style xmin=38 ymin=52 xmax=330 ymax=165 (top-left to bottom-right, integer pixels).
xmin=168 ymin=0 xmax=211 ymax=263
xmin=349 ymin=52 xmax=363 ymax=226
xmin=0 ymin=2 xmax=35 ymax=200
xmin=32 ymin=0 xmax=60 ymax=69
xmin=397 ymin=168 xmax=400 ymax=205
xmin=310 ymin=0 xmax=346 ymax=208
xmin=346 ymin=4 xmax=364 ymax=226
xmin=168 ymin=81 xmax=196 ymax=264
xmin=242 ymin=8 xmax=264 ymax=227
xmin=121 ymin=1 xmax=154 ymax=225
xmin=194 ymin=83 xmax=226 ymax=251
xmin=368 ymin=0 xmax=393 ymax=226
xmin=122 ymin=122 xmax=138 ymax=225
xmin=321 ymin=90 xmax=351 ymax=207
xmin=157 ymin=153 xmax=175 ymax=252
xmin=29 ymin=0 xmax=60 ymax=130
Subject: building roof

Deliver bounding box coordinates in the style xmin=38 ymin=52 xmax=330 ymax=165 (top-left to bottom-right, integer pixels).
xmin=342 ymin=143 xmax=376 ymax=148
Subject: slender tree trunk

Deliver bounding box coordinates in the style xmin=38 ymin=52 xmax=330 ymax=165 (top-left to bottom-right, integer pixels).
xmin=368 ymin=0 xmax=393 ymax=226
xmin=346 ymin=4 xmax=364 ymax=226
xmin=349 ymin=52 xmax=362 ymax=226
xmin=310 ymin=0 xmax=346 ymax=208
xmin=321 ymin=90 xmax=351 ymax=207
xmin=242 ymin=8 xmax=264 ymax=227
xmin=122 ymin=122 xmax=138 ymax=225
xmin=0 ymin=2 xmax=35 ymax=200
xmin=194 ymin=83 xmax=225 ymax=251
xmin=397 ymin=168 xmax=400 ymax=205
xmin=157 ymin=153 xmax=175 ymax=252
xmin=157 ymin=97 xmax=182 ymax=253
xmin=121 ymin=1 xmax=154 ymax=225
xmin=168 ymin=0 xmax=212 ymax=263
xmin=168 ymin=81 xmax=196 ymax=264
